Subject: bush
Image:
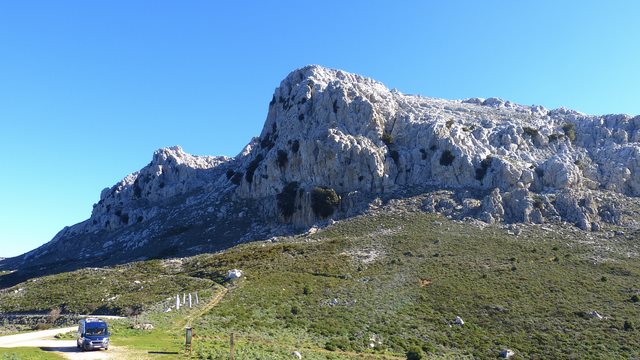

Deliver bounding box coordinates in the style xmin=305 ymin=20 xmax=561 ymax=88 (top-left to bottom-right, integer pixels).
xmin=446 ymin=119 xmax=454 ymax=129
xmin=406 ymin=345 xmax=425 ymax=360
xmin=230 ymin=172 xmax=243 ymax=185
xmin=548 ymin=133 xmax=564 ymax=142
xmin=631 ymin=294 xmax=639 ymax=303
xmin=440 ymin=150 xmax=455 ymax=166
xmin=245 ymin=154 xmax=264 ymax=183
xmin=389 ymin=150 xmax=400 ymax=164
xmin=475 ymin=156 xmax=492 ymax=180
xmin=624 ymin=320 xmax=634 ymax=331
xmin=277 ymin=182 xmax=299 ymax=219
xmin=291 ymin=140 xmax=300 ymax=153
xmin=276 ymin=149 xmax=288 ymax=169
xmin=562 ymin=123 xmax=576 ymax=142
xmin=311 ymin=187 xmax=340 ymax=218
xmin=381 ymin=132 xmax=394 ymax=146
xmin=533 ymin=197 xmax=544 ymax=210
xmin=303 ymin=285 xmax=313 ymax=295
xmin=48 ymin=307 xmax=61 ymax=324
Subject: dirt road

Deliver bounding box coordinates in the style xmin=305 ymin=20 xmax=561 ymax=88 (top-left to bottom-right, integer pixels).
xmin=0 ymin=326 xmax=123 ymax=359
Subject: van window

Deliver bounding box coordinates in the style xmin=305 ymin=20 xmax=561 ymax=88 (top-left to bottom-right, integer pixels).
xmin=86 ymin=326 xmax=107 ymax=336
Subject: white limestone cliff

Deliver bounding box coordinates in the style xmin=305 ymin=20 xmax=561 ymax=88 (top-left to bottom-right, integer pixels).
xmin=4 ymin=65 xmax=640 ymax=276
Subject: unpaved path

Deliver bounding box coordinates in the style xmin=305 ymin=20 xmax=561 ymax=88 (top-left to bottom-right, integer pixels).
xmin=0 ymin=326 xmax=125 ymax=359
xmin=0 ymin=326 xmax=76 ymax=347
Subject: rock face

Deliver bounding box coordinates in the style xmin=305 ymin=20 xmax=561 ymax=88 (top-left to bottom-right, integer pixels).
xmin=2 ymin=65 xmax=640 ymax=284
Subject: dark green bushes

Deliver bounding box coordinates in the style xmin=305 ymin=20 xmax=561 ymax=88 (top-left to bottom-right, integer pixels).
xmin=406 ymin=346 xmax=425 ymax=360
xmin=562 ymin=123 xmax=577 ymax=142
xmin=276 ymin=149 xmax=288 ymax=169
xmin=440 ymin=150 xmax=455 ymax=166
xmin=311 ymin=187 xmax=340 ymax=218
xmin=245 ymin=154 xmax=264 ymax=183
xmin=277 ymin=182 xmax=299 ymax=219
xmin=475 ymin=156 xmax=492 ymax=180
xmin=381 ymin=132 xmax=394 ymax=146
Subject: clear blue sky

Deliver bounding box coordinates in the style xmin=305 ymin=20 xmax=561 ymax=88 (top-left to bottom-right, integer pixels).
xmin=1 ymin=1 xmax=638 ymax=257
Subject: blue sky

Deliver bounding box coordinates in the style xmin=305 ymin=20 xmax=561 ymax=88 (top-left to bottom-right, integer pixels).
xmin=0 ymin=1 xmax=638 ymax=257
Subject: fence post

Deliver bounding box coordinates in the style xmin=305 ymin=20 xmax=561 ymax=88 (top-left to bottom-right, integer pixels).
xmin=230 ymin=332 xmax=235 ymax=360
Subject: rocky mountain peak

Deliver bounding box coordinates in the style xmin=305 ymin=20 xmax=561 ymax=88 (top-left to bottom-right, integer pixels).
xmin=3 ymin=65 xmax=640 ymax=283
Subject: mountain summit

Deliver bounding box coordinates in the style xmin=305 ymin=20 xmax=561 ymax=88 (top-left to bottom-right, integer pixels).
xmin=2 ymin=65 xmax=640 ymax=284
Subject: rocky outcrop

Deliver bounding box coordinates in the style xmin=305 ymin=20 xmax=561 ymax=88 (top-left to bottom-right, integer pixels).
xmin=2 ymin=65 xmax=640 ymax=283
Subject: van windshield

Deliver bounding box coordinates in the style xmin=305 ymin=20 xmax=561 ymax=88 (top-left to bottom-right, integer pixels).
xmin=86 ymin=326 xmax=107 ymax=336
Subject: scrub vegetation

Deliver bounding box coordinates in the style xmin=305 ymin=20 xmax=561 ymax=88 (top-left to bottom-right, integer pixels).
xmin=1 ymin=213 xmax=639 ymax=359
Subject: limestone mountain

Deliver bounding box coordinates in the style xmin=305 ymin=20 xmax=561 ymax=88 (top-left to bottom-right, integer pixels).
xmin=2 ymin=65 xmax=640 ymax=286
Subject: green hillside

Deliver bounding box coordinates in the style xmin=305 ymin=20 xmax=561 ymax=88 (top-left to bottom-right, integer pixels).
xmin=1 ymin=212 xmax=639 ymax=359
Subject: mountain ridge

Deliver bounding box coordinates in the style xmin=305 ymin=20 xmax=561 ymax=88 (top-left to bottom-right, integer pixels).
xmin=2 ymin=65 xmax=640 ymax=286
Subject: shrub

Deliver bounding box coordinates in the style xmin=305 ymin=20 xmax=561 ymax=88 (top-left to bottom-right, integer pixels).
xmin=631 ymin=294 xmax=639 ymax=303
xmin=277 ymin=182 xmax=299 ymax=219
xmin=533 ymin=197 xmax=544 ymax=210
xmin=245 ymin=154 xmax=264 ymax=183
xmin=624 ymin=320 xmax=634 ymax=331
xmin=311 ymin=187 xmax=340 ymax=218
xmin=230 ymin=172 xmax=243 ymax=185
xmin=381 ymin=132 xmax=394 ymax=146
xmin=290 ymin=305 xmax=300 ymax=315
xmin=446 ymin=119 xmax=454 ymax=128
xmin=291 ymin=140 xmax=300 ymax=153
xmin=475 ymin=156 xmax=492 ymax=180
xmin=389 ymin=150 xmax=400 ymax=164
xmin=523 ymin=127 xmax=539 ymax=137
xmin=276 ymin=149 xmax=288 ymax=169
xmin=562 ymin=123 xmax=576 ymax=142
xmin=440 ymin=150 xmax=455 ymax=166
xmin=303 ymin=285 xmax=313 ymax=295
xmin=48 ymin=307 xmax=61 ymax=324
xmin=406 ymin=345 xmax=425 ymax=360
xmin=548 ymin=133 xmax=565 ymax=142
xmin=260 ymin=133 xmax=276 ymax=149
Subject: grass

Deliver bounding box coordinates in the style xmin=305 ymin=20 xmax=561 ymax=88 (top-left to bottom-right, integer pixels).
xmin=0 ymin=259 xmax=216 ymax=315
xmin=0 ymin=348 xmax=65 ymax=360
xmin=1 ymin=212 xmax=639 ymax=359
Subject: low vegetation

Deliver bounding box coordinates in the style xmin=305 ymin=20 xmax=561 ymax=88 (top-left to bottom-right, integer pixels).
xmin=0 ymin=260 xmax=215 ymax=315
xmin=1 ymin=212 xmax=639 ymax=359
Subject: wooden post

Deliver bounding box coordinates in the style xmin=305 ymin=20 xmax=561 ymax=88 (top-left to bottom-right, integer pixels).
xmin=185 ymin=327 xmax=192 ymax=354
xmin=230 ymin=332 xmax=235 ymax=360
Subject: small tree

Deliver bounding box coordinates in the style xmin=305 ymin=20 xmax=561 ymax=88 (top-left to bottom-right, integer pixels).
xmin=125 ymin=304 xmax=144 ymax=325
xmin=311 ymin=187 xmax=340 ymax=218
xmin=381 ymin=132 xmax=394 ymax=146
xmin=562 ymin=123 xmax=576 ymax=142
xmin=406 ymin=346 xmax=424 ymax=360
xmin=48 ymin=307 xmax=61 ymax=325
